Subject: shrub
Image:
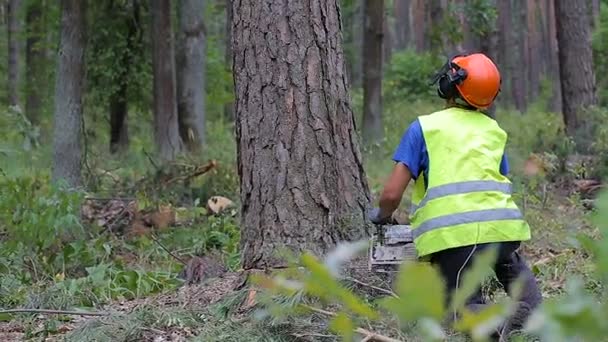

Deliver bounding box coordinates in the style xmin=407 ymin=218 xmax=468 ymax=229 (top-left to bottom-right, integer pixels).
xmin=383 ymin=50 xmax=443 ymax=104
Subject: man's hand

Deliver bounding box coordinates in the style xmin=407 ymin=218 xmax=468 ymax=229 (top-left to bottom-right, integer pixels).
xmin=368 ymin=207 xmax=393 ymax=225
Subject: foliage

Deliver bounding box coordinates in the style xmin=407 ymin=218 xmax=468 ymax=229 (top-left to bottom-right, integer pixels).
xmin=462 ymin=0 xmax=498 ymax=37
xmin=383 ymin=50 xmax=443 ymax=104
xmin=0 ymin=174 xmax=85 ymax=255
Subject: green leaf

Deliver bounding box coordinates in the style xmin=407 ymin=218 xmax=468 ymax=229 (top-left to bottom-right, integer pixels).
xmin=418 ymin=317 xmax=446 ymax=341
xmin=329 ymin=311 xmax=354 ymax=341
xmin=378 ymin=261 xmax=445 ymax=321
xmin=450 ymin=246 xmax=498 ymax=312
xmin=300 ymin=253 xmax=378 ymax=319
xmin=454 ymin=302 xmax=510 ymax=340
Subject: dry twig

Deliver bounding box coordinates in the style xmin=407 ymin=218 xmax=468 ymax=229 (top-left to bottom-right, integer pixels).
xmin=150 ymin=233 xmax=188 ymax=265
xmin=301 ymin=305 xmax=403 ymax=342
xmin=345 ymin=276 xmax=399 ymax=298
xmin=0 ymin=309 xmax=109 ymax=316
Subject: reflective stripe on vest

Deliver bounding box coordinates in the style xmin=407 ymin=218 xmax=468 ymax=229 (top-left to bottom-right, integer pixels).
xmin=412 ymin=208 xmax=523 ymax=239
xmin=409 ymin=180 xmax=513 ymax=213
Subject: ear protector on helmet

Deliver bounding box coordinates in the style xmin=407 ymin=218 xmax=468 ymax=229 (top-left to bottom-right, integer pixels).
xmin=430 ymin=54 xmax=468 ymax=100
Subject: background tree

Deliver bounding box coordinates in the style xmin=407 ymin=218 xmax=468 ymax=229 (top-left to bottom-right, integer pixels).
xmin=6 ymin=0 xmax=21 ymax=107
xmin=393 ymin=0 xmax=410 ymax=50
xmin=223 ymin=0 xmax=233 ymax=120
xmin=52 ymin=0 xmax=86 ymax=187
xmin=232 ymin=0 xmax=372 ymax=269
xmin=24 ymin=0 xmax=45 ymax=125
xmin=362 ymin=0 xmax=384 ymax=145
xmin=556 ymin=0 xmax=598 ymax=136
xmin=150 ymin=0 xmax=182 ymax=160
xmin=176 ymin=0 xmax=206 ymax=152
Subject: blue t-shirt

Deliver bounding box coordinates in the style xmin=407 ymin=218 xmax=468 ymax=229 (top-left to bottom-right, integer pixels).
xmin=392 ymin=119 xmax=509 ymax=188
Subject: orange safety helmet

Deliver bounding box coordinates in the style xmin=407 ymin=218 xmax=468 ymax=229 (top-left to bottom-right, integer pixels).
xmin=432 ymin=53 xmax=501 ymax=110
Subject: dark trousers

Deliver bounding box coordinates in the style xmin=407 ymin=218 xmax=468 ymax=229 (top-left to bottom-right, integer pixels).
xmin=429 ymin=241 xmax=543 ymax=311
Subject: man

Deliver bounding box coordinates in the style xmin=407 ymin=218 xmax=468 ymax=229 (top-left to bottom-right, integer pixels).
xmin=369 ymin=53 xmax=542 ymax=335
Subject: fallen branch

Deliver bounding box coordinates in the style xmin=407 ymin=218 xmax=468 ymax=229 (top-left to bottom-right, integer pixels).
xmin=301 ymin=305 xmax=403 ymax=342
xmin=0 ymin=309 xmax=109 ymax=316
xmin=345 ymin=276 xmax=399 ymax=298
xmin=150 ymin=233 xmax=188 ymax=265
xmin=161 ymin=160 xmax=217 ymax=186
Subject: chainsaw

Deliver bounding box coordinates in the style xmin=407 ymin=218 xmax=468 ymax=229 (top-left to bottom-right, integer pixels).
xmin=368 ymin=223 xmax=418 ymax=273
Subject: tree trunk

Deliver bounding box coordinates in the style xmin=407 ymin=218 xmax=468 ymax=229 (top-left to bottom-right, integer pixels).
xmin=382 ymin=9 xmax=392 ymax=64
xmin=176 ymin=0 xmax=206 ymax=152
xmin=411 ymin=0 xmax=426 ymax=52
xmin=362 ymin=0 xmax=384 ymax=144
xmin=496 ymin=0 xmax=513 ymax=106
xmin=590 ymin=0 xmax=600 ymax=29
xmin=110 ymin=0 xmax=140 ymax=154
xmin=393 ymin=0 xmax=410 ymax=50
xmin=427 ymin=0 xmax=444 ymax=53
xmin=511 ymin=0 xmax=528 ymax=112
xmin=7 ymin=0 xmax=21 ymax=107
xmin=52 ymin=0 xmax=86 ymax=188
xmin=526 ymin=0 xmax=541 ymax=101
xmin=555 ymin=0 xmax=598 ymax=136
xmin=233 ymin=0 xmax=372 ymax=269
xmin=352 ymin=0 xmax=364 ymax=87
xmin=546 ymin=0 xmax=562 ymax=113
xmin=223 ymin=0 xmax=234 ymax=120
xmin=25 ymin=0 xmax=44 ymax=125
xmin=151 ymin=0 xmax=182 ymax=160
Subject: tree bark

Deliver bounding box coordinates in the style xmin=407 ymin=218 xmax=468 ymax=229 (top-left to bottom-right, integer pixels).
xmin=555 ymin=0 xmax=598 ymax=136
xmin=25 ymin=0 xmax=44 ymax=125
xmin=393 ymin=0 xmax=410 ymax=50
xmin=109 ymin=0 xmax=140 ymax=154
xmin=362 ymin=0 xmax=383 ymax=145
xmin=223 ymin=0 xmax=234 ymax=120
xmin=176 ymin=0 xmax=206 ymax=152
xmin=232 ymin=0 xmax=372 ymax=269
xmin=7 ymin=0 xmax=22 ymax=107
xmin=52 ymin=0 xmax=86 ymax=188
xmin=151 ymin=0 xmax=182 ymax=161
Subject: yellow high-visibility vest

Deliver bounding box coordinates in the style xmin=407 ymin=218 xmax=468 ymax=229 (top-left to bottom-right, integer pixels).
xmin=410 ymin=107 xmax=531 ymax=257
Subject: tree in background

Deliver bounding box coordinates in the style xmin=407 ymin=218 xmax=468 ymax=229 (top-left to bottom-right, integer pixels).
xmin=108 ymin=0 xmax=141 ymax=154
xmin=232 ymin=0 xmax=372 ymax=269
xmin=176 ymin=0 xmax=206 ymax=152
xmin=393 ymin=0 xmax=410 ymax=50
xmin=25 ymin=0 xmax=45 ymax=125
xmin=223 ymin=0 xmax=233 ymax=121
xmin=556 ymin=0 xmax=598 ymax=137
xmin=362 ymin=0 xmax=384 ymax=145
xmin=150 ymin=0 xmax=182 ymax=160
xmin=52 ymin=0 xmax=86 ymax=187
xmin=6 ymin=0 xmax=21 ymax=107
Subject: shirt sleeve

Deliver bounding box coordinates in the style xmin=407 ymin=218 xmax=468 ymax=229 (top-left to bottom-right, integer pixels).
xmin=500 ymin=153 xmax=510 ymax=175
xmin=392 ymin=119 xmax=424 ymax=179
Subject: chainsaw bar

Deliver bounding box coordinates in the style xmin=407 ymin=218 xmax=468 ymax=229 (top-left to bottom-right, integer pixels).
xmin=368 ymin=224 xmax=417 ymax=273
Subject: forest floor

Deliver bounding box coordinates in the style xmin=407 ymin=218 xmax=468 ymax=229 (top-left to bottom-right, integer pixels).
xmin=0 ymin=176 xmax=600 ymax=342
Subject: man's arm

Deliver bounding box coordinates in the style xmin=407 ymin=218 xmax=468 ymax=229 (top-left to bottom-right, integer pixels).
xmin=377 ymin=162 xmax=412 ymax=219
